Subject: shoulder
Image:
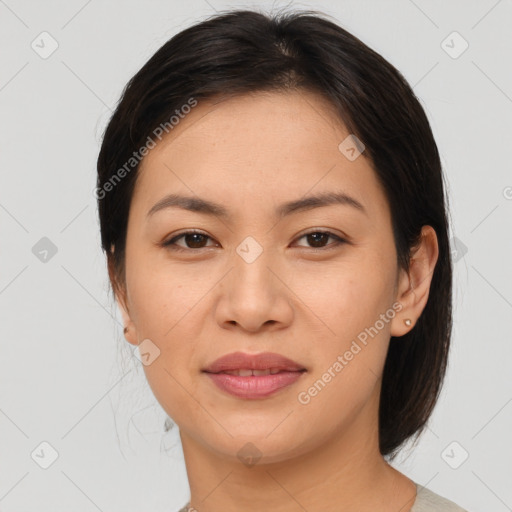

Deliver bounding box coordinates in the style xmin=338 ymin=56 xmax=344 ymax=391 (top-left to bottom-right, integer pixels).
xmin=411 ymin=482 xmax=469 ymax=512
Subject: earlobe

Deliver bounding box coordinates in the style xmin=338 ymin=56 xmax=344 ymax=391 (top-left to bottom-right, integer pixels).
xmin=122 ymin=323 xmax=138 ymax=345
xmin=117 ymin=292 xmax=138 ymax=346
xmin=108 ymin=254 xmax=138 ymax=346
xmin=391 ymin=225 xmax=439 ymax=338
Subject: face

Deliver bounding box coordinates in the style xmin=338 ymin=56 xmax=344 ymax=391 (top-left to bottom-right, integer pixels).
xmin=117 ymin=90 xmax=418 ymax=465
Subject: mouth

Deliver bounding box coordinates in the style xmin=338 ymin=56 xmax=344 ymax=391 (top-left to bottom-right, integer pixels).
xmin=202 ymin=352 xmax=307 ymax=399
xmin=213 ymin=368 xmax=303 ymax=376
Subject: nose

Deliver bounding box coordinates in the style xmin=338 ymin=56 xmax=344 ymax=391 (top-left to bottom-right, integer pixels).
xmin=214 ymin=248 xmax=294 ymax=334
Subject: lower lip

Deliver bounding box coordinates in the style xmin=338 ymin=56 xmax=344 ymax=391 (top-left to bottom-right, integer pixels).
xmin=204 ymin=371 xmax=305 ymax=399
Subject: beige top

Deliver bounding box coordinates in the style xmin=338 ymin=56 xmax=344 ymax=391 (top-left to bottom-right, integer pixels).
xmin=177 ymin=481 xmax=469 ymax=511
xmin=411 ymin=482 xmax=469 ymax=511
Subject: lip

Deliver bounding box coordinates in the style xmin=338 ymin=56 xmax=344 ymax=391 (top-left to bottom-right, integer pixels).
xmin=202 ymin=351 xmax=306 ymax=373
xmin=202 ymin=351 xmax=307 ymax=399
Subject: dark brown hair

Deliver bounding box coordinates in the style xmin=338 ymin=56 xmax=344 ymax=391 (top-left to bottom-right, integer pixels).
xmin=96 ymin=8 xmax=453 ymax=460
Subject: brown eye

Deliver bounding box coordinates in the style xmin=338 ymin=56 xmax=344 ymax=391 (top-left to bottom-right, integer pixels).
xmin=295 ymin=230 xmax=346 ymax=250
xmin=180 ymin=233 xmax=209 ymax=248
xmin=305 ymin=232 xmax=330 ymax=248
xmin=163 ymin=230 xmax=217 ymax=251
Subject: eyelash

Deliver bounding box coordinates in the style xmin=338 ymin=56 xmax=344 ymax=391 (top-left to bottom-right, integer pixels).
xmin=162 ymin=229 xmax=347 ymax=253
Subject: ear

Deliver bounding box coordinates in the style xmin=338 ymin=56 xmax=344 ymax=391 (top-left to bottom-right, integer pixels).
xmin=390 ymin=225 xmax=439 ymax=337
xmin=108 ymin=253 xmax=138 ymax=346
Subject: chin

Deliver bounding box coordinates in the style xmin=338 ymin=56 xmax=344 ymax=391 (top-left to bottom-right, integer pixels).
xmin=201 ymin=426 xmax=314 ymax=466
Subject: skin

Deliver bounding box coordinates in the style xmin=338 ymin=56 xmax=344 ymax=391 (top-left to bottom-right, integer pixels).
xmin=114 ymin=90 xmax=439 ymax=512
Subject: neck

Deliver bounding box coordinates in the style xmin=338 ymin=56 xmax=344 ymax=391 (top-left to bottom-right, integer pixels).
xmin=179 ymin=391 xmax=417 ymax=512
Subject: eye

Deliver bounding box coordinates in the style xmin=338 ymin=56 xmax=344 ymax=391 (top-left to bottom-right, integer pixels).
xmin=162 ymin=229 xmax=218 ymax=251
xmin=294 ymin=230 xmax=347 ymax=250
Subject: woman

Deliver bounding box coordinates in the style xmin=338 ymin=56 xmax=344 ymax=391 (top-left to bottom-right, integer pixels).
xmin=96 ymin=8 xmax=468 ymax=512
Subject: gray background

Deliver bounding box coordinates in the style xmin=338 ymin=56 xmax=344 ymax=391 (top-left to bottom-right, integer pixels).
xmin=1 ymin=0 xmax=511 ymax=511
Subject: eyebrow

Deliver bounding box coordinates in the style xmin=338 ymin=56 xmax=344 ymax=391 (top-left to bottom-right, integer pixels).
xmin=147 ymin=191 xmax=367 ymax=219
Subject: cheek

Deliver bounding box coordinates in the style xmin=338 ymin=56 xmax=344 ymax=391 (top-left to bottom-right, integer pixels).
xmin=126 ymin=268 xmax=205 ymax=422
xmin=293 ymin=264 xmax=394 ymax=405
xmin=126 ymin=256 xmax=202 ymax=338
xmin=294 ymin=306 xmax=392 ymax=436
xmin=292 ymin=260 xmax=390 ymax=341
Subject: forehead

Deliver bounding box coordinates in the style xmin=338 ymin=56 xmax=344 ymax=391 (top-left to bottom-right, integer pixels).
xmin=133 ymin=90 xmax=388 ymax=222
xmin=144 ymin=90 xmax=349 ymax=164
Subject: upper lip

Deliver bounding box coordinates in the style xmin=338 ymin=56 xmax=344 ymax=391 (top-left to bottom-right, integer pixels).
xmin=202 ymin=351 xmax=306 ymax=373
